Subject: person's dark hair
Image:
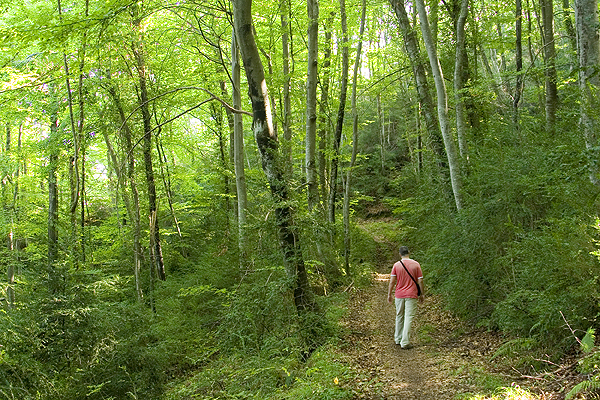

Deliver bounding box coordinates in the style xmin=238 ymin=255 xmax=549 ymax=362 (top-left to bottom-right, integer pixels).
xmin=399 ymin=246 xmax=410 ymax=256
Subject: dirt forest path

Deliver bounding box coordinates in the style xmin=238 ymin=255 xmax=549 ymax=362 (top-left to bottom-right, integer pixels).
xmin=339 ymin=270 xmax=510 ymax=400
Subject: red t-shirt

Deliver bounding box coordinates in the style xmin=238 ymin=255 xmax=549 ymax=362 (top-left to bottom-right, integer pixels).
xmin=390 ymin=258 xmax=422 ymax=299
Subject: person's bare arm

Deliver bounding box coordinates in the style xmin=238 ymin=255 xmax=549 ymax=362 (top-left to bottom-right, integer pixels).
xmin=418 ymin=277 xmax=425 ymax=303
xmin=387 ymin=275 xmax=397 ymax=303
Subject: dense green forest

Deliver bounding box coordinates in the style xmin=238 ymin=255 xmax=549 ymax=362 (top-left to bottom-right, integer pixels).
xmin=0 ymin=0 xmax=599 ymax=397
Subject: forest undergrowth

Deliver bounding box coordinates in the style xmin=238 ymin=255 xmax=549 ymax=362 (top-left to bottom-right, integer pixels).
xmin=327 ymin=217 xmax=599 ymax=400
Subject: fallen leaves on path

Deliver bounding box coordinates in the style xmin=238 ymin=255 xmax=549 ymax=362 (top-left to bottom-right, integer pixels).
xmin=337 ymin=272 xmax=532 ymax=400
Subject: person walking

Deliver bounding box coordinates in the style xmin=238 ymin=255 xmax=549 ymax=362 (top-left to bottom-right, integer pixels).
xmin=387 ymin=246 xmax=424 ymax=349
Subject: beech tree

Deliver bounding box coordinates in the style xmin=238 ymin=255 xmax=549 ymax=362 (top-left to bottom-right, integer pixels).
xmin=131 ymin=4 xmax=166 ymax=283
xmin=575 ymin=0 xmax=600 ymax=186
xmin=541 ymin=0 xmax=557 ymax=134
xmin=47 ymin=93 xmax=60 ymax=290
xmin=328 ymin=0 xmax=350 ymax=224
xmin=453 ymin=0 xmax=469 ymax=160
xmin=232 ymin=0 xmax=315 ymax=313
xmin=343 ymin=0 xmax=366 ymax=272
xmin=415 ymin=0 xmax=463 ymax=211
xmin=231 ymin=32 xmax=248 ymax=264
xmin=389 ymin=0 xmax=446 ymax=170
xmin=306 ymin=0 xmax=319 ymax=210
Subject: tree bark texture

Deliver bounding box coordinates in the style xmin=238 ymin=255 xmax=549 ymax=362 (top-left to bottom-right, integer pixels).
xmin=574 ymin=0 xmax=600 ymax=185
xmin=47 ymin=98 xmax=60 ymax=292
xmin=415 ymin=0 xmax=463 ymax=211
xmin=318 ymin=13 xmax=334 ymax=212
xmin=389 ymin=0 xmax=447 ymax=169
xmin=132 ymin=18 xmax=166 ymax=282
xmin=343 ymin=0 xmax=366 ymax=273
xmin=77 ymin=0 xmax=89 ymax=263
xmin=105 ymin=75 xmax=144 ymax=301
xmin=59 ymin=0 xmax=82 ymax=266
xmin=306 ymin=0 xmax=319 ymax=210
xmin=541 ymin=0 xmax=558 ymax=134
xmin=562 ymin=0 xmax=578 ymax=58
xmin=514 ymin=0 xmax=524 ymax=132
xmin=232 ymin=31 xmax=248 ymax=263
xmin=453 ymin=0 xmax=469 ymax=160
xmin=233 ymin=0 xmax=315 ymax=313
xmin=328 ymin=0 xmax=349 ymax=225
xmin=280 ymin=1 xmax=293 ymax=176
xmin=7 ymin=227 xmax=14 ymax=307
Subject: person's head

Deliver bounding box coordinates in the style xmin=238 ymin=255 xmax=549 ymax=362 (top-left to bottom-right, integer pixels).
xmin=399 ymin=246 xmax=410 ymax=257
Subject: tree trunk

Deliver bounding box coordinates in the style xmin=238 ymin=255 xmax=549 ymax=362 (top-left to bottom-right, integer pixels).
xmin=232 ymin=0 xmax=316 ymax=313
xmin=513 ymin=0 xmax=524 ymax=132
xmin=574 ymin=0 xmax=600 ymax=185
xmin=105 ymin=72 xmax=144 ymax=301
xmin=58 ymin=0 xmax=84 ymax=270
xmin=541 ymin=0 xmax=558 ymax=135
xmin=389 ymin=0 xmax=447 ymax=169
xmin=454 ymin=0 xmax=469 ymax=160
xmin=377 ymin=96 xmax=385 ymax=173
xmin=155 ymin=136 xmax=182 ymax=238
xmin=7 ymin=226 xmax=14 ymax=307
xmin=343 ymin=0 xmax=366 ymax=274
xmin=479 ymin=45 xmax=507 ymax=109
xmin=5 ymin=121 xmax=9 ymax=152
xmin=318 ymin=13 xmax=334 ymax=211
xmin=306 ymin=0 xmax=319 ymax=210
xmin=328 ymin=0 xmax=349 ymax=225
xmin=211 ymin=101 xmax=232 ymax=233
xmin=416 ymin=0 xmax=463 ymax=211
xmin=69 ymin=154 xmax=78 ymax=266
xmin=6 ymin=125 xmax=14 ymax=307
xmin=429 ymin=0 xmax=438 ymax=50
xmin=231 ymin=31 xmax=248 ymax=266
xmin=48 ymin=96 xmax=60 ymax=293
xmin=132 ymin=11 xmax=166 ymax=282
xmin=78 ymin=0 xmax=89 ymax=263
xmin=562 ymin=0 xmax=578 ymax=60
xmin=280 ymin=0 xmax=293 ymax=176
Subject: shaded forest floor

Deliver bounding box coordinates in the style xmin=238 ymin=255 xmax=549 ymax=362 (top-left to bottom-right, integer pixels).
xmin=335 ymin=270 xmax=583 ymax=400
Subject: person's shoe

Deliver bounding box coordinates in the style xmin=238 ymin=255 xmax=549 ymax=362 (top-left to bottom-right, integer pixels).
xmin=401 ymin=344 xmax=414 ymax=350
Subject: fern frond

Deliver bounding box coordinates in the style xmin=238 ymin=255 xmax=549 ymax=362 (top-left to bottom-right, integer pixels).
xmin=491 ymin=338 xmax=535 ymax=360
xmin=582 ymin=328 xmax=596 ymax=353
xmin=565 ymin=379 xmax=600 ymax=400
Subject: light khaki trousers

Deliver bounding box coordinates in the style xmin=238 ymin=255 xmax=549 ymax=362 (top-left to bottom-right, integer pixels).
xmin=394 ymin=297 xmax=417 ymax=347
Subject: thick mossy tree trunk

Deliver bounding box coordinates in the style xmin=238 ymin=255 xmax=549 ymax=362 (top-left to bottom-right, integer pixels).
xmin=232 ymin=0 xmax=316 ymax=314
